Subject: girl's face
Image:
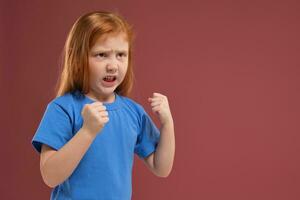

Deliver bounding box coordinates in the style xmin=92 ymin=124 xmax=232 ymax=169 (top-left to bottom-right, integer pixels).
xmin=87 ymin=33 xmax=129 ymax=102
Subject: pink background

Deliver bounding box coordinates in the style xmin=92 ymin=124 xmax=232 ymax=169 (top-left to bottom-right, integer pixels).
xmin=2 ymin=0 xmax=300 ymax=199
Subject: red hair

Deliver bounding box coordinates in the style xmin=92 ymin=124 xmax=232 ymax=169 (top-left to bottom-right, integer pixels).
xmin=55 ymin=11 xmax=135 ymax=97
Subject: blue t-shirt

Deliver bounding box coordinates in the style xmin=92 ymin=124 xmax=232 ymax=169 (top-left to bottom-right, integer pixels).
xmin=31 ymin=90 xmax=160 ymax=200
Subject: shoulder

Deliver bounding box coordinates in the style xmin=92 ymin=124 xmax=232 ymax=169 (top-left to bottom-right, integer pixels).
xmin=119 ymin=95 xmax=146 ymax=115
xmin=119 ymin=95 xmax=150 ymax=129
xmin=49 ymin=92 xmax=72 ymax=108
xmin=47 ymin=90 xmax=83 ymax=114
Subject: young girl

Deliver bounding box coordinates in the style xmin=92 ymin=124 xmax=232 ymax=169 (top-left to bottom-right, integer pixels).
xmin=31 ymin=11 xmax=175 ymax=200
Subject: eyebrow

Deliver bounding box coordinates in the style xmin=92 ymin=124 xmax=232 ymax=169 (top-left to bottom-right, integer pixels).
xmin=91 ymin=49 xmax=128 ymax=54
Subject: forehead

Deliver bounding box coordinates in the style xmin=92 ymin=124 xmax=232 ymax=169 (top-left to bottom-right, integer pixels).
xmin=91 ymin=32 xmax=129 ymax=50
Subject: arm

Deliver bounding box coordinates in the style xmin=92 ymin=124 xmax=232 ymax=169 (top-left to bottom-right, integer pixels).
xmin=40 ymin=101 xmax=108 ymax=188
xmin=143 ymin=93 xmax=175 ymax=177
xmin=40 ymin=127 xmax=97 ymax=188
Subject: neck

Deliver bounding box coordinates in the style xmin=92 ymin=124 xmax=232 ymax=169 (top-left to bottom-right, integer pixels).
xmin=86 ymin=92 xmax=116 ymax=103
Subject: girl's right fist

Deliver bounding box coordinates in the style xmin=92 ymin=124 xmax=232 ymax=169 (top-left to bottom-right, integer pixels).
xmin=81 ymin=102 xmax=109 ymax=136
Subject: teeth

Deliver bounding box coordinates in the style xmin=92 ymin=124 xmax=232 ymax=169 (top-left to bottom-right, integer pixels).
xmin=104 ymin=76 xmax=115 ymax=81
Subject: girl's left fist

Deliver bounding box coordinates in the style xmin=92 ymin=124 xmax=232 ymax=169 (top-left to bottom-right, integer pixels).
xmin=148 ymin=93 xmax=173 ymax=125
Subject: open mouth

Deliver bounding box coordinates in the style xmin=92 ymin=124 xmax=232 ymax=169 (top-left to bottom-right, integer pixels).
xmin=103 ymin=76 xmax=117 ymax=82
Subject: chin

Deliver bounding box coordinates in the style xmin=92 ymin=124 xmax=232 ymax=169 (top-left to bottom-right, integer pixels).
xmin=93 ymin=81 xmax=120 ymax=95
xmin=101 ymin=87 xmax=118 ymax=95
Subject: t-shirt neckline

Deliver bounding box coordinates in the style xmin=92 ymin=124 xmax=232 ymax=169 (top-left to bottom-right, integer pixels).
xmin=84 ymin=93 xmax=121 ymax=111
xmin=73 ymin=90 xmax=121 ymax=111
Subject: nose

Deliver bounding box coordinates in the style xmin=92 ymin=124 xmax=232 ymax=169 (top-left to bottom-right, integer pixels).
xmin=106 ymin=59 xmax=118 ymax=73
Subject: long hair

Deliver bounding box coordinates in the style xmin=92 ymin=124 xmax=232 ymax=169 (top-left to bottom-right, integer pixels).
xmin=55 ymin=11 xmax=135 ymax=97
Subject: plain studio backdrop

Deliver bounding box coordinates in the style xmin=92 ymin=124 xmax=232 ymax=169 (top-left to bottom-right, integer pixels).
xmin=1 ymin=0 xmax=300 ymax=199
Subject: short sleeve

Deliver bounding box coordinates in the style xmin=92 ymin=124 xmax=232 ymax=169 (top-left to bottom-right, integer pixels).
xmin=134 ymin=109 xmax=160 ymax=159
xmin=31 ymin=102 xmax=73 ymax=153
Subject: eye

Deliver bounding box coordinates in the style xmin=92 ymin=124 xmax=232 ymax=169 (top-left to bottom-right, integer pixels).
xmin=95 ymin=53 xmax=107 ymax=58
xmin=117 ymin=53 xmax=127 ymax=58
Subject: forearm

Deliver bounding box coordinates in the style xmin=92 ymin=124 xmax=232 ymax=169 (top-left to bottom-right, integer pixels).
xmin=154 ymin=119 xmax=175 ymax=177
xmin=41 ymin=127 xmax=96 ymax=187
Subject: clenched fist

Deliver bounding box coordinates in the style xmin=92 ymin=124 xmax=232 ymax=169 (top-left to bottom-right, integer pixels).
xmin=81 ymin=102 xmax=109 ymax=137
xmin=148 ymin=92 xmax=173 ymax=126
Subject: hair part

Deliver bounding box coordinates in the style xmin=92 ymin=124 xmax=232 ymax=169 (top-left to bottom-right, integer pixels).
xmin=55 ymin=11 xmax=135 ymax=97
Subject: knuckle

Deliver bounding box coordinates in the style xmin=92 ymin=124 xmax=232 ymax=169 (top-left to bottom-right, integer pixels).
xmin=83 ymin=104 xmax=89 ymax=109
